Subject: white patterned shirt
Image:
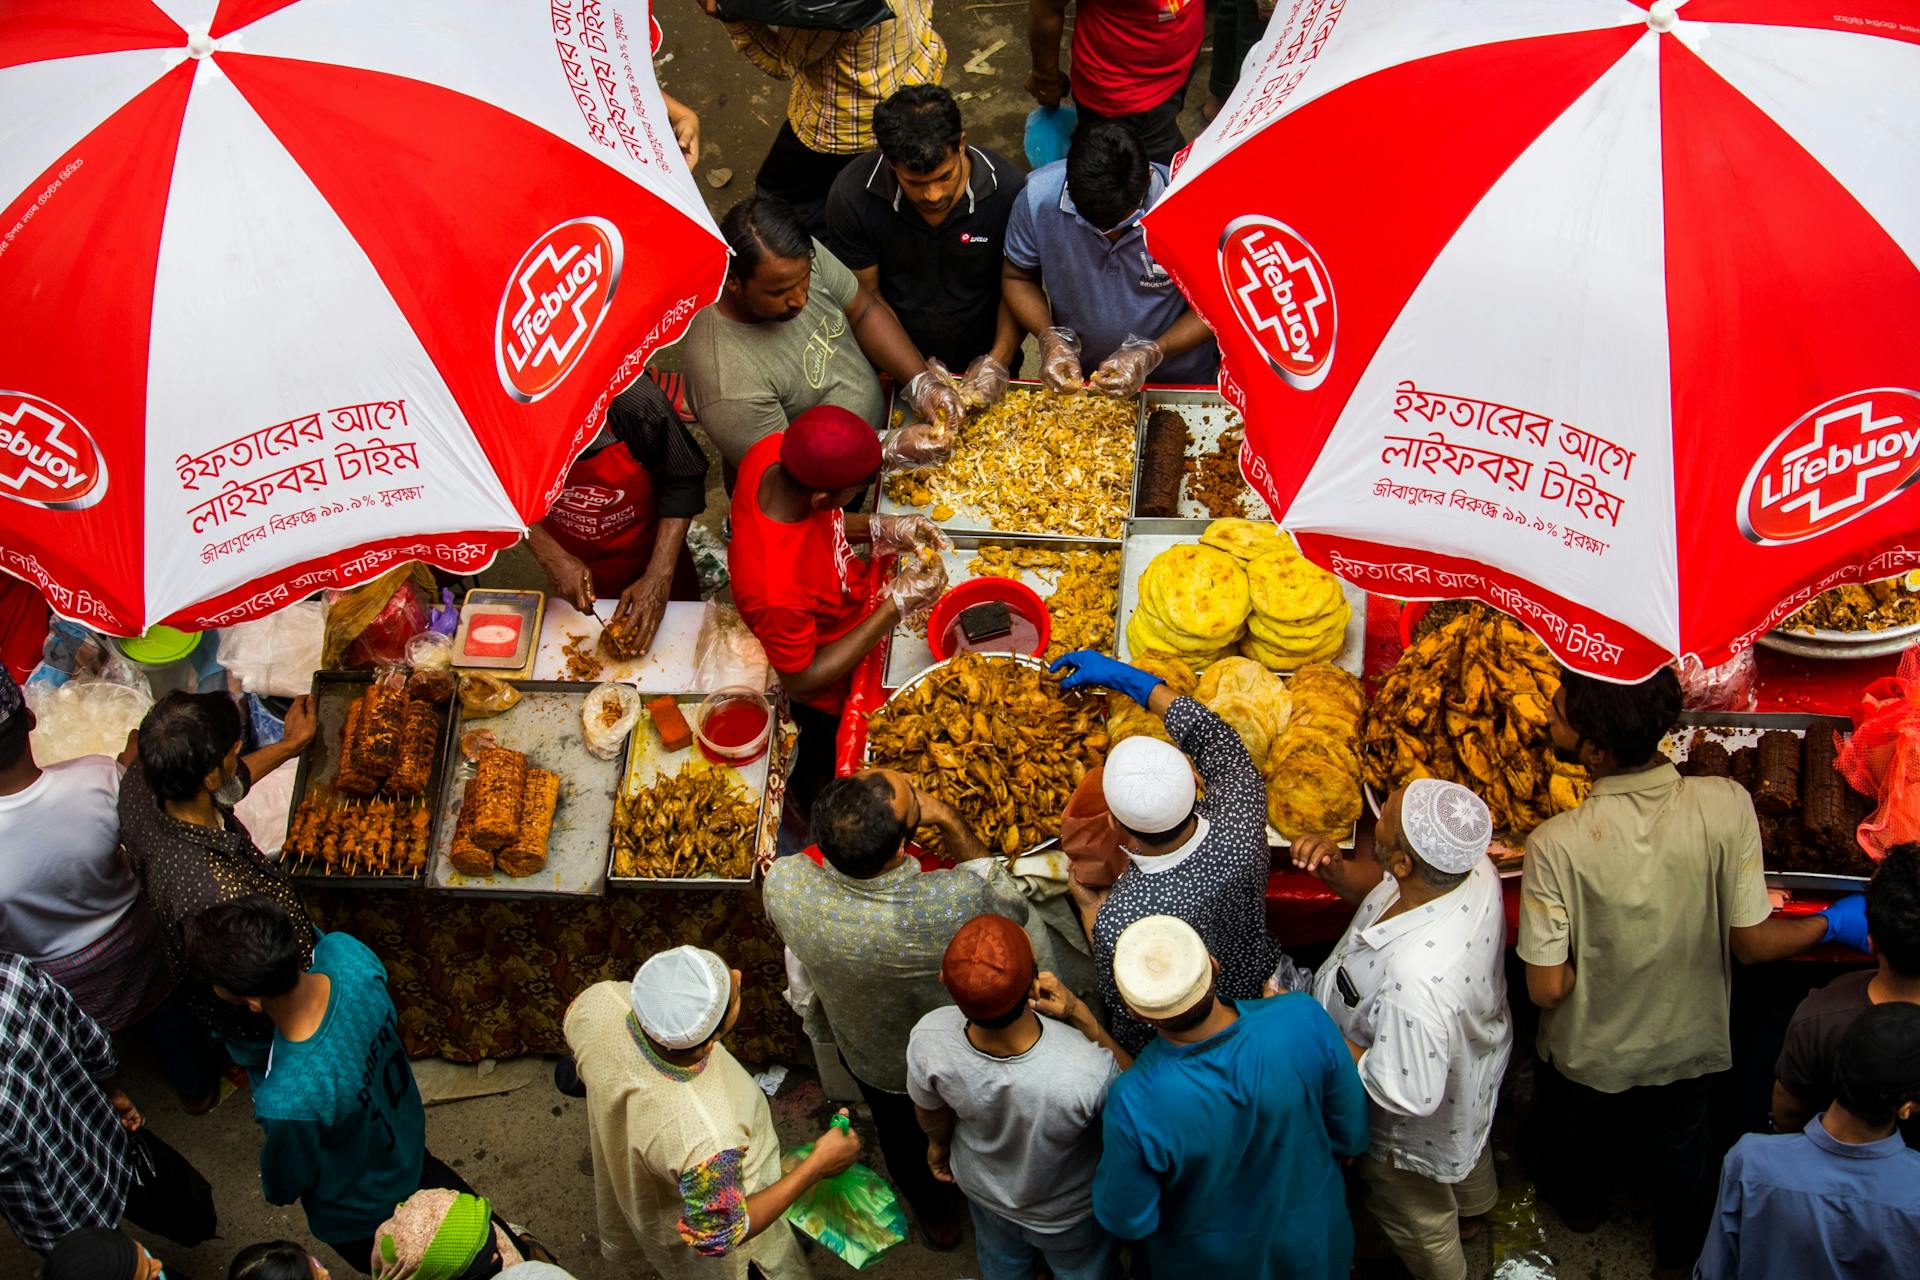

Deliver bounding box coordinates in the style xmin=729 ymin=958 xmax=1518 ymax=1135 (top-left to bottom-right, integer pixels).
xmin=1311 ymin=859 xmax=1511 ymax=1182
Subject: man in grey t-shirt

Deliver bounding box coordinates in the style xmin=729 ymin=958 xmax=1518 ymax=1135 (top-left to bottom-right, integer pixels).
xmin=681 ymin=194 xmax=963 ymax=471
xmin=907 ymin=914 xmax=1128 ymax=1280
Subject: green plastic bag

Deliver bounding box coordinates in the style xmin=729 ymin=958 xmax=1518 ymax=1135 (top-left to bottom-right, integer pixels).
xmin=780 ymin=1144 xmax=908 ymax=1269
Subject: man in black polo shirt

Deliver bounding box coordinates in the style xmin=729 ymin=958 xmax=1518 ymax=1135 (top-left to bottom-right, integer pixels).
xmin=826 ymin=85 xmax=1026 ymax=395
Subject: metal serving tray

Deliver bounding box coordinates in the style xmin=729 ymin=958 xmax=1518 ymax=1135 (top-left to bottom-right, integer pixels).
xmin=285 ymin=670 xmax=457 ymax=887
xmin=1135 ymin=388 xmax=1272 ymax=520
xmin=430 ymin=681 xmax=622 ymax=897
xmin=606 ymin=692 xmax=770 ymax=888
xmin=1663 ymin=710 xmax=1871 ymax=891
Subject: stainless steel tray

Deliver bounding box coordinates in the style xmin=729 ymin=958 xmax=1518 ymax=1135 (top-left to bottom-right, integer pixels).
xmin=286 ymin=671 xmax=456 ymax=887
xmin=1663 ymin=710 xmax=1870 ymax=890
xmin=1136 ymin=389 xmax=1271 ymax=520
xmin=606 ymin=691 xmax=769 ymax=888
xmin=1756 ymin=628 xmax=1920 ymax=661
xmin=1116 ymin=517 xmax=1366 ymax=678
xmin=882 ymin=533 xmax=1122 ymax=687
xmin=430 ymin=681 xmax=621 ymax=897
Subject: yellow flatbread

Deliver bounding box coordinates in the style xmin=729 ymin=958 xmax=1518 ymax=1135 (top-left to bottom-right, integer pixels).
xmin=1199 ymin=519 xmax=1292 ymax=563
xmin=1241 ymin=629 xmax=1345 ymax=672
xmin=1247 ymin=605 xmax=1349 ymax=652
xmin=1246 ymin=550 xmax=1341 ymax=623
xmin=1140 ymin=545 xmax=1252 ymax=641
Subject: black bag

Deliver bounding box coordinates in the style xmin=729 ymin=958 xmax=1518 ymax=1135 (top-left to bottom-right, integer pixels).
xmin=121 ymin=1127 xmax=219 ymax=1246
xmin=713 ymin=0 xmax=895 ymax=32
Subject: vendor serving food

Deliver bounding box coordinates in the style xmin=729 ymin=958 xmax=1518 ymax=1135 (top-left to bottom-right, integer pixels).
xmin=526 ymin=377 xmax=707 ymax=658
xmin=728 ymin=405 xmax=949 ymax=824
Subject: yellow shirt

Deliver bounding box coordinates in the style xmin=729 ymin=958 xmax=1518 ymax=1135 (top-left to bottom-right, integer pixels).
xmin=1517 ymin=765 xmax=1773 ymax=1094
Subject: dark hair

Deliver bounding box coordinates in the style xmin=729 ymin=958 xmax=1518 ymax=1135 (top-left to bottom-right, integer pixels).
xmin=229 ymin=1241 xmax=314 ymax=1280
xmin=873 ymin=84 xmax=963 ymax=173
xmin=1067 ymin=121 xmax=1150 ymax=232
xmin=1156 ymin=988 xmax=1216 ymax=1034
xmin=186 ymin=897 xmax=307 ymax=999
xmin=0 ymin=713 xmax=27 ymax=771
xmin=138 ymin=690 xmax=243 ymax=802
xmin=1412 ymin=859 xmax=1469 ymax=891
xmin=1833 ymin=1001 xmax=1920 ymax=1128
xmin=1559 ymin=667 xmax=1680 ymax=767
xmin=811 ymin=773 xmax=906 ymax=878
xmin=721 ymin=194 xmax=813 ymax=284
xmin=1867 ymin=843 xmax=1920 ymax=976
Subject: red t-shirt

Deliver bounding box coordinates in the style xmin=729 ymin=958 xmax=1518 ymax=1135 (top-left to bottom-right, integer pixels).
xmin=727 ymin=434 xmax=873 ymax=713
xmin=1070 ymin=0 xmax=1207 ymax=118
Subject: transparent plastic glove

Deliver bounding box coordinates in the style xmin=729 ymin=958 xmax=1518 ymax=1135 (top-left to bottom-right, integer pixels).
xmin=906 ymin=367 xmax=968 ymax=435
xmin=1088 ymin=335 xmax=1165 ymax=397
xmin=886 ymin=549 xmax=950 ymax=627
xmin=957 ymin=355 xmax=1011 ymax=410
xmin=867 ymin=513 xmax=951 ymax=556
xmin=880 ymin=421 xmax=953 ymax=469
xmin=1039 ymin=327 xmax=1085 ymax=393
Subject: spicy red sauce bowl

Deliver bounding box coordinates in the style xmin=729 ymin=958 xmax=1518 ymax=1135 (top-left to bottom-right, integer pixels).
xmin=926 ymin=576 xmax=1052 ymax=662
xmin=694 ymin=687 xmax=773 ymax=766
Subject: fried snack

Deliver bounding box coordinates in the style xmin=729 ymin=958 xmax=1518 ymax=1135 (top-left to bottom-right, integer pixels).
xmin=866 ymin=653 xmax=1108 ymax=857
xmin=1361 ymin=605 xmax=1589 ymax=837
xmin=286 ymin=793 xmax=431 ymax=878
xmin=1199 ymin=519 xmax=1290 ymax=563
xmin=469 ymin=747 xmax=527 ymax=851
xmin=882 ymin=389 xmax=1137 ymax=538
xmin=333 ymin=699 xmax=381 ymax=796
xmin=1138 ymin=408 xmax=1190 ymax=517
xmin=967 ymin=544 xmax=1121 ymax=663
xmin=1783 ymin=576 xmax=1920 ymax=633
xmin=1262 ymin=662 xmax=1365 ymax=842
xmin=447 ymin=788 xmax=494 ymax=876
xmin=600 ymin=615 xmax=645 ymax=661
xmin=1194 ymin=657 xmax=1293 ymax=771
xmin=612 ymin=766 xmax=757 ymax=879
xmin=388 ymin=702 xmax=438 ymax=798
xmin=357 ymin=684 xmax=403 ymax=775
xmin=1184 ymin=421 xmax=1254 ymax=519
xmin=498 ymin=769 xmax=560 ymax=877
xmin=562 ymin=632 xmax=604 ymax=681
xmin=1754 ymin=730 xmax=1801 ymax=815
xmin=1107 ymin=654 xmax=1198 ymax=746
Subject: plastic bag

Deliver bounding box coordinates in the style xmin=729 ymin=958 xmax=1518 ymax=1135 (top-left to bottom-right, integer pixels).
xmin=218 ymin=600 xmax=326 ymax=698
xmin=1836 ymin=644 xmax=1920 ymax=861
xmin=25 ymin=673 xmax=152 ymax=766
xmin=458 ymin=672 xmax=522 ymax=720
xmin=404 ymin=633 xmax=456 ymax=705
xmin=713 ymin=0 xmax=892 ymax=29
xmin=1488 ymin=1178 xmax=1556 ymax=1278
xmin=325 ymin=565 xmax=433 ymax=668
xmin=780 ymin=1146 xmax=907 ymax=1270
xmin=581 ymin=682 xmax=641 ymax=760
xmin=1024 ymin=104 xmax=1079 ymax=169
xmin=1676 ymin=650 xmax=1757 ymax=712
xmin=693 ymin=602 xmax=771 ymax=693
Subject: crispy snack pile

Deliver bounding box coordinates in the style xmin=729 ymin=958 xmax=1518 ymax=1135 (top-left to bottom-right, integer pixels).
xmin=1783 ymin=577 xmax=1920 ymax=633
xmin=613 ymin=767 xmax=757 ymax=880
xmin=1264 ymin=663 xmax=1366 ymax=844
xmin=284 ymin=795 xmax=432 ymax=877
xmin=1128 ymin=520 xmax=1348 ymax=673
xmin=1184 ymin=420 xmax=1254 ymax=519
xmin=1362 ymin=606 xmax=1589 ymax=836
xmin=967 ymin=544 xmax=1121 ymax=662
xmin=882 ymin=389 xmax=1137 ymax=538
xmin=866 ymin=653 xmax=1109 ymax=856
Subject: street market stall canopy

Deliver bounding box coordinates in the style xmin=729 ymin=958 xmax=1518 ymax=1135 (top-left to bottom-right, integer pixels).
xmin=0 ymin=0 xmax=723 ymax=636
xmin=1143 ymin=0 xmax=1920 ymax=681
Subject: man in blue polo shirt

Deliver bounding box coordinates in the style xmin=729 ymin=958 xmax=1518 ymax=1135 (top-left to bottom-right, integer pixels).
xmin=1002 ymin=122 xmax=1219 ymax=393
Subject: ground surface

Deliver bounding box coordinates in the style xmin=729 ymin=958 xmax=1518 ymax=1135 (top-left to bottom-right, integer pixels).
xmin=4 ymin=12 xmax=1667 ymax=1279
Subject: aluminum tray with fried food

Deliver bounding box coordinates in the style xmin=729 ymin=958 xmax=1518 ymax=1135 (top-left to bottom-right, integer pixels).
xmin=611 ymin=767 xmax=757 ymax=881
xmin=967 ymin=544 xmax=1121 ymax=662
xmin=1780 ymin=576 xmax=1920 ymax=635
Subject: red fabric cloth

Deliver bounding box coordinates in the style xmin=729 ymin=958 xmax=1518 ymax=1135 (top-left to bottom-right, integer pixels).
xmin=0 ymin=576 xmax=47 ymax=682
xmin=541 ymin=439 xmax=661 ymax=588
xmin=1069 ymin=0 xmax=1207 ymax=117
xmin=727 ymin=435 xmax=873 ymax=714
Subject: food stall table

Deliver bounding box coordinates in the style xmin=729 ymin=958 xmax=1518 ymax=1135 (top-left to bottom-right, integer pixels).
xmin=306 ymin=599 xmax=802 ymax=1064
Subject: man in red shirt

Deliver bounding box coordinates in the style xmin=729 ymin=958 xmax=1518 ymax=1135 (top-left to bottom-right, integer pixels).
xmin=1027 ymin=0 xmax=1207 ymax=164
xmin=728 ymin=405 xmax=947 ymax=827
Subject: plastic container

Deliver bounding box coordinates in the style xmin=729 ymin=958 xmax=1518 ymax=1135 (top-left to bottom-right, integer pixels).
xmin=114 ymin=625 xmax=202 ymax=698
xmin=926 ymin=577 xmax=1051 ymax=662
xmin=694 ymin=687 xmax=773 ymax=766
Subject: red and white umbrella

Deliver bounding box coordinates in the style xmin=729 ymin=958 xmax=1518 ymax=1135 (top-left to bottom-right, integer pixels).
xmin=0 ymin=0 xmax=722 ymax=636
xmin=1145 ymin=0 xmax=1920 ymax=680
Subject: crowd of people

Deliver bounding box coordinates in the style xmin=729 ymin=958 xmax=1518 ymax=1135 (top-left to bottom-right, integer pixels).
xmin=4 ymin=5 xmax=1919 ymax=1280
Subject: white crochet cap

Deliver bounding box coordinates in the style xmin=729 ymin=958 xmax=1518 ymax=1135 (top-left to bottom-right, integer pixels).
xmin=1101 ymin=736 xmax=1196 ymax=834
xmin=1400 ymin=778 xmax=1493 ymax=874
xmin=630 ymin=946 xmax=731 ymax=1049
xmin=1112 ymin=915 xmax=1212 ymax=1019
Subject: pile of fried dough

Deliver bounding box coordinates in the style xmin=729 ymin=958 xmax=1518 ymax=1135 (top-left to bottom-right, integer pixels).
xmin=1362 ymin=606 xmax=1590 ymax=836
xmin=1128 ymin=520 xmax=1348 ymax=673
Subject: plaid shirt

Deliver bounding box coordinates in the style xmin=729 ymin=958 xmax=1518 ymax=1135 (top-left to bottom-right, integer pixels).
xmin=0 ymin=953 xmax=148 ymax=1253
xmin=725 ymin=0 xmax=946 ymax=156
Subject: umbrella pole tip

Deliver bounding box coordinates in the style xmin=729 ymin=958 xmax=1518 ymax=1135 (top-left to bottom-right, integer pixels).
xmin=1646 ymin=1 xmax=1679 ymax=33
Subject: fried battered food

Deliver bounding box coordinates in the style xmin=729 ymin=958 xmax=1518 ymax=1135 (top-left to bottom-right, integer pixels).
xmin=966 ymin=544 xmax=1121 ymax=663
xmin=882 ymin=389 xmax=1137 ymax=538
xmin=1199 ymin=519 xmax=1289 ymax=563
xmin=1194 ymin=657 xmax=1292 ymax=770
xmin=612 ymin=766 xmax=757 ymax=879
xmin=1361 ymin=605 xmax=1589 ymax=837
xmin=562 ymin=632 xmax=604 ymax=681
xmin=388 ymin=702 xmax=438 ymax=798
xmin=498 ymin=769 xmax=560 ymax=877
xmin=335 ymin=683 xmax=436 ymax=798
xmin=1108 ymin=654 xmax=1196 ymax=746
xmin=1263 ymin=663 xmax=1365 ymax=842
xmin=469 ymin=747 xmax=527 ymax=852
xmin=1783 ymin=576 xmax=1920 ymax=634
xmin=866 ymin=653 xmax=1108 ymax=856
xmin=1127 ymin=527 xmax=1350 ymax=675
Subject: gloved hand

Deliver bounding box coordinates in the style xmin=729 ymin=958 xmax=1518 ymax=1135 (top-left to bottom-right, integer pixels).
xmin=906 ymin=366 xmax=968 ymax=435
xmin=958 ymin=354 xmax=1011 ymax=410
xmin=868 ymin=513 xmax=950 ymax=556
xmin=880 ymin=421 xmax=953 ymax=469
xmin=886 ymin=548 xmax=949 ymax=626
xmin=1088 ymin=335 xmax=1165 ymax=397
xmin=1039 ymin=327 xmax=1085 ymax=394
xmin=1818 ymin=893 xmax=1870 ymax=953
xmin=1049 ymin=650 xmax=1164 ymax=707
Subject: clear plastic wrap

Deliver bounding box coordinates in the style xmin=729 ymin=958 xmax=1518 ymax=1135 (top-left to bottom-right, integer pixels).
xmin=958 ymin=354 xmax=1011 ymax=411
xmin=217 ymin=600 xmax=326 ymax=697
xmin=905 ymin=366 xmax=967 ymax=434
xmin=879 ymin=421 xmax=953 ymax=470
xmin=693 ymin=601 xmax=772 ymax=693
xmin=1088 ymin=334 xmax=1166 ymax=397
xmin=1039 ymin=326 xmax=1085 ymax=393
xmin=1676 ymin=650 xmax=1758 ymax=712
xmin=885 ymin=550 xmax=948 ymax=629
xmin=581 ymin=682 xmax=641 ymax=760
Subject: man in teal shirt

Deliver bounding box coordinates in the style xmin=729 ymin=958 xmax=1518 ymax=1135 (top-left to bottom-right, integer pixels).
xmin=1094 ymin=915 xmax=1368 ymax=1278
xmin=189 ymin=897 xmax=476 ymax=1271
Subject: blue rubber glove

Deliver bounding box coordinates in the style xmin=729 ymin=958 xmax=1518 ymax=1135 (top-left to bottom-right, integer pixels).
xmin=1818 ymin=893 xmax=1870 ymax=953
xmin=1049 ymin=650 xmax=1164 ymax=707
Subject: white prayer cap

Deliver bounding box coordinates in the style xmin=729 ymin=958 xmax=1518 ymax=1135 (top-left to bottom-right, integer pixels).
xmin=630 ymin=946 xmax=731 ymax=1049
xmin=1101 ymin=736 xmax=1197 ymax=834
xmin=1399 ymin=778 xmax=1492 ymax=874
xmin=1112 ymin=915 xmax=1212 ymax=1020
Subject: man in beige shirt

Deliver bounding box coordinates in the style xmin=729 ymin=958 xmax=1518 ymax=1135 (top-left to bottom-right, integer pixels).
xmin=563 ymin=946 xmax=860 ymax=1278
xmin=1517 ymin=668 xmax=1825 ymax=1276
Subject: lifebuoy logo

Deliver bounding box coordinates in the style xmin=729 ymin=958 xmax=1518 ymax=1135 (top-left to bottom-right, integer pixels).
xmin=1218 ymin=215 xmax=1335 ymax=391
xmin=496 ymin=217 xmax=624 ymax=403
xmin=553 ymin=484 xmax=625 ymax=512
xmin=1739 ymin=388 xmax=1920 ymax=544
xmin=0 ymin=391 xmax=107 ymax=510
